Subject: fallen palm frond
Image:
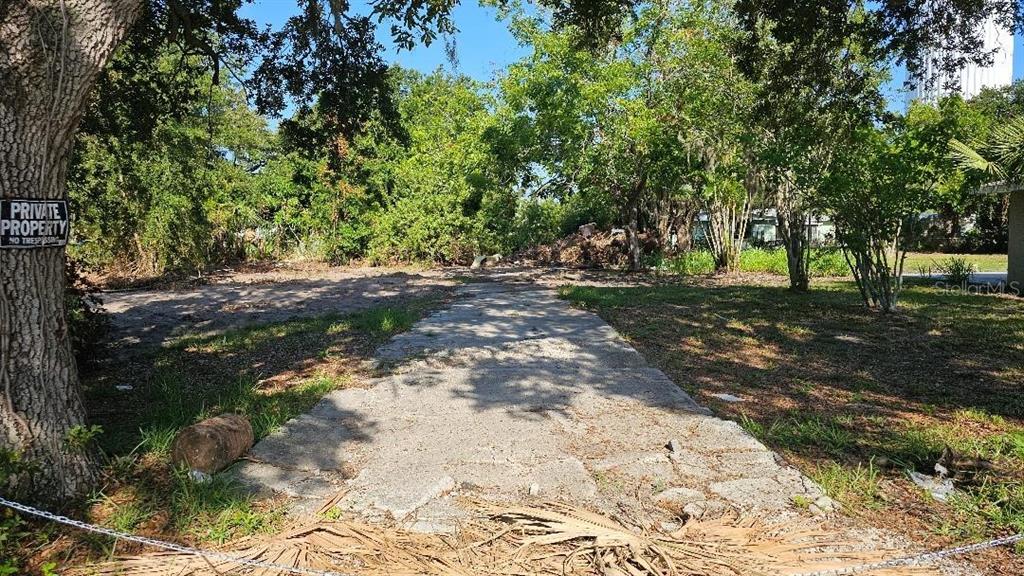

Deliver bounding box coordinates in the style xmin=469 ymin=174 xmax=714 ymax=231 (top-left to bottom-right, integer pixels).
xmin=70 ymin=498 xmax=937 ymax=576
xmin=477 ymin=500 xmax=933 ymax=576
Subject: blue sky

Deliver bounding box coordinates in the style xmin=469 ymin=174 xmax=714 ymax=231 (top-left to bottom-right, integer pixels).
xmin=240 ymin=1 xmax=528 ymax=83
xmin=243 ymin=1 xmax=1021 ymax=106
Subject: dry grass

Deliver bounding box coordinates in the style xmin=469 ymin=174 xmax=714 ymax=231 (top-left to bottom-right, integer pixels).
xmin=71 ymin=498 xmax=934 ymax=576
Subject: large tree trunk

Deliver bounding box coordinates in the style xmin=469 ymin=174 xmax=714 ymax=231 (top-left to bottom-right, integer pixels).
xmin=1 ymin=0 xmax=141 ymax=504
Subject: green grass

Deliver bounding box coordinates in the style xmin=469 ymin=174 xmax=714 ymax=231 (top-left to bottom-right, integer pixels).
xmin=904 ymin=252 xmax=1008 ymax=274
xmin=655 ymin=248 xmax=848 ymax=277
xmin=740 ymin=414 xmax=855 ymax=457
xmin=560 ymin=280 xmax=1024 ymax=549
xmin=812 ymin=461 xmax=885 ymax=511
xmin=654 ymin=248 xmax=1008 ymax=277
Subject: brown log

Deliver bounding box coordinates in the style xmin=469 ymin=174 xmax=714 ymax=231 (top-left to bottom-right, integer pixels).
xmin=171 ymin=414 xmax=254 ymax=474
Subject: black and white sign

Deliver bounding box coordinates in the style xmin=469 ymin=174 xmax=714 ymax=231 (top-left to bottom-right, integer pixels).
xmin=1 ymin=199 xmax=69 ymax=248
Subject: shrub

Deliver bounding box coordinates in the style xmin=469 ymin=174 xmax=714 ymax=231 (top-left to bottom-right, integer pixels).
xmin=809 ymin=247 xmax=849 ymax=277
xmin=558 ymin=190 xmax=618 ymax=236
xmin=510 ymin=199 xmax=564 ymax=252
xmin=936 ymin=256 xmax=976 ymax=286
xmin=367 ymin=193 xmax=478 ymax=264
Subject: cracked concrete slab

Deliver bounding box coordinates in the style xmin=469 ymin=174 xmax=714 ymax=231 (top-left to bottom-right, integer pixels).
xmin=235 ymin=282 xmax=832 ymax=528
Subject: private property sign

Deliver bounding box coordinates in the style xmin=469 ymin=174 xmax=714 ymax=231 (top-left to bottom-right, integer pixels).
xmin=0 ymin=199 xmax=69 ymax=248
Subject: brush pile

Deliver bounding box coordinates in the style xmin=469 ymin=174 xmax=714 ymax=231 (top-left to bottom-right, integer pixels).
xmin=71 ymin=498 xmax=935 ymax=576
xmin=514 ymin=230 xmax=659 ymax=268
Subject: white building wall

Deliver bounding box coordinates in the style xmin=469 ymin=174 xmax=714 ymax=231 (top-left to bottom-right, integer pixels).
xmin=911 ymin=18 xmax=1013 ymax=104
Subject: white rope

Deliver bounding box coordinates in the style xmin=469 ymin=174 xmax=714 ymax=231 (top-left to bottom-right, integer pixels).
xmin=0 ymin=496 xmax=348 ymax=576
xmin=2 ymin=495 xmax=1022 ymax=575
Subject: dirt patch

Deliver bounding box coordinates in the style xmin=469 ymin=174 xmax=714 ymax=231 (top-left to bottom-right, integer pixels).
xmin=99 ymin=266 xmax=459 ymax=351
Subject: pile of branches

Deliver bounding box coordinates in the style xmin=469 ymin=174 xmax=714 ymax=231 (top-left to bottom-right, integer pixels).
xmin=516 ymin=230 xmax=659 ymax=269
xmin=72 ymin=498 xmax=933 ymax=576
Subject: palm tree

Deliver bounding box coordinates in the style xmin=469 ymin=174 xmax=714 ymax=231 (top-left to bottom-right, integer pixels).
xmin=949 ymin=116 xmax=1024 ymax=183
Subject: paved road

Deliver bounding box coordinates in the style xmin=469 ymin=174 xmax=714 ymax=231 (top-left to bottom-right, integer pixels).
xmin=234 ymin=281 xmax=833 ymax=529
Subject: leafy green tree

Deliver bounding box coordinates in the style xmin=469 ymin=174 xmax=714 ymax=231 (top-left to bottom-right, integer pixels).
xmin=822 ymin=120 xmax=941 ymax=312
xmin=496 ymin=3 xmax=748 ymax=270
xmin=357 ymin=70 xmax=506 ymax=263
xmin=69 ymin=51 xmax=275 ymax=273
xmin=950 ymin=118 xmax=1024 ymax=184
xmin=736 ymin=3 xmax=887 ymax=290
xmin=652 ymin=1 xmax=759 ymax=272
xmin=733 ymin=1 xmax=1020 ymax=290
xmin=949 ymin=114 xmax=1024 ymax=252
xmin=903 ymin=96 xmax=990 ymax=250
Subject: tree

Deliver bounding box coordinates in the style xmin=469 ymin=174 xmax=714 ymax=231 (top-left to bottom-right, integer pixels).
xmin=1 ymin=0 xmax=146 ymax=504
xmin=0 ymin=0 xmax=450 ymax=505
xmin=902 ymin=96 xmax=989 ymax=250
xmin=496 ymin=13 xmax=666 ymax=270
xmin=822 ymin=119 xmax=939 ymax=312
xmin=736 ymin=3 xmax=887 ymax=290
xmin=950 ymin=117 xmax=1024 ymax=184
xmin=652 ymin=1 xmax=758 ymax=273
xmin=734 ymin=1 xmax=1022 ymax=94
xmin=364 ymin=70 xmax=506 ymax=263
xmin=70 ymin=50 xmax=276 ymax=273
xmin=0 ymin=0 xmax=631 ymax=503
xmin=496 ymin=2 xmax=752 ymax=271
xmin=733 ymin=0 xmax=1021 ymax=290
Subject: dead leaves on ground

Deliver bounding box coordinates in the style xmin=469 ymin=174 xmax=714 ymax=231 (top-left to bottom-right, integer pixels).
xmin=71 ymin=498 xmax=935 ymax=576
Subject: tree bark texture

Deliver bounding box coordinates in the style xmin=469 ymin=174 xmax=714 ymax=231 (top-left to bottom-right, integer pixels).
xmin=776 ymin=208 xmax=810 ymax=292
xmin=1 ymin=0 xmax=142 ymax=503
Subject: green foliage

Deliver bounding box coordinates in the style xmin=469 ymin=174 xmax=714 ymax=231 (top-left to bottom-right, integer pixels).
xmin=168 ymin=468 xmax=282 ymax=543
xmin=364 ymin=71 xmax=508 ymax=263
xmin=67 ymin=2 xmax=1018 ymax=279
xmin=65 ymin=425 xmax=103 ymax=452
xmin=822 ymin=120 xmax=942 ymax=311
xmin=657 ymin=251 xmax=717 ymax=276
xmin=495 ymin=4 xmax=753 ymax=270
xmin=65 ymin=257 xmax=109 ymax=369
xmin=936 ymin=256 xmax=977 ymax=286
xmin=657 ymin=248 xmax=848 ymax=277
xmin=70 ymin=50 xmax=274 ymax=274
xmin=0 ymin=509 xmax=28 ymax=576
xmin=369 ymin=192 xmax=478 ymax=264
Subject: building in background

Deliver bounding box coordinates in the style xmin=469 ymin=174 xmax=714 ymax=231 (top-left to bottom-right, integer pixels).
xmin=910 ymin=17 xmax=1014 ymax=104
